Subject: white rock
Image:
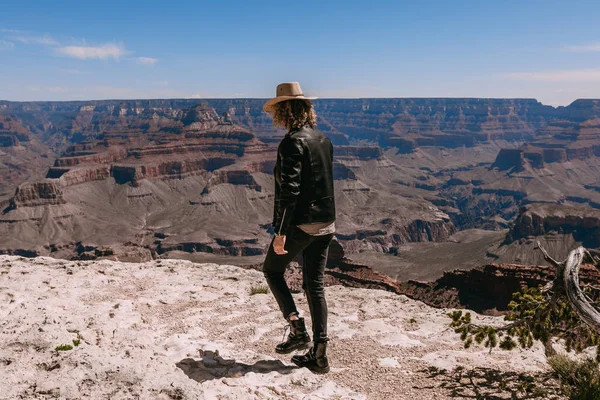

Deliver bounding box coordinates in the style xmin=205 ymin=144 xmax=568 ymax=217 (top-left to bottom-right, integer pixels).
xmin=0 ymin=255 xmax=552 ymax=399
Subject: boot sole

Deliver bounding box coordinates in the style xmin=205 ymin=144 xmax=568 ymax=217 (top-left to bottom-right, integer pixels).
xmin=275 ymin=342 xmax=310 ymax=354
xmin=291 ymin=358 xmax=330 ymax=374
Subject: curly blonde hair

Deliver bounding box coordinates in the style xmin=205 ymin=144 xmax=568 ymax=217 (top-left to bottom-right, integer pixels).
xmin=271 ymin=100 xmax=317 ymax=131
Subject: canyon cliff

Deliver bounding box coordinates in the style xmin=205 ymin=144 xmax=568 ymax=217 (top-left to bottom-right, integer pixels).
xmin=1 ymin=98 xmax=600 ymax=273
xmin=0 ymin=100 xmax=456 ymax=262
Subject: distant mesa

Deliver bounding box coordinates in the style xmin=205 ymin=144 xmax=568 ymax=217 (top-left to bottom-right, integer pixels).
xmin=506 ymin=204 xmax=600 ymax=248
xmin=492 ymin=118 xmax=600 ymax=171
xmin=4 ymin=181 xmax=65 ymax=212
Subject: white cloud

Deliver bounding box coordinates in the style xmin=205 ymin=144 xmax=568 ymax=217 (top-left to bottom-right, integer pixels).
xmin=135 ymin=57 xmax=158 ymax=65
xmin=0 ymin=40 xmax=14 ymax=49
xmin=12 ymin=34 xmax=58 ymax=46
xmin=0 ymin=28 xmax=23 ymax=34
xmin=57 ymin=43 xmax=126 ymax=60
xmin=564 ymin=44 xmax=600 ymax=52
xmin=505 ymin=68 xmax=600 ymax=83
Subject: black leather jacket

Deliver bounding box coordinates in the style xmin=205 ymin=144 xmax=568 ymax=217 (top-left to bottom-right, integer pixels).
xmin=272 ymin=125 xmax=336 ymax=235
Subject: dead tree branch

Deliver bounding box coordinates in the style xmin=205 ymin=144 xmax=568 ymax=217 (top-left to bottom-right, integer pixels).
xmin=537 ymin=242 xmax=600 ymax=334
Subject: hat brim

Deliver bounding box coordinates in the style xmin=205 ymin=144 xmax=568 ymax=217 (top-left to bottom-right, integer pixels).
xmin=263 ymin=96 xmax=317 ymax=113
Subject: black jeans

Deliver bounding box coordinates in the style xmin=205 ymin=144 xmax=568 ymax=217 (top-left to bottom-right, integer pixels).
xmin=263 ymin=225 xmax=333 ymax=343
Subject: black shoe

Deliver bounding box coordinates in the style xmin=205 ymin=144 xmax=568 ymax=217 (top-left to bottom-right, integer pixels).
xmin=275 ymin=317 xmax=311 ymax=354
xmin=291 ymin=341 xmax=330 ymax=374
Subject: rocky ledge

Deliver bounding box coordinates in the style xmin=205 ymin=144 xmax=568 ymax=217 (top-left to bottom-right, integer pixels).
xmin=0 ymin=256 xmax=552 ymax=400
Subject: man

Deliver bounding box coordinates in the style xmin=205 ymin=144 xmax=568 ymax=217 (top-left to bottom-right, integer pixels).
xmin=262 ymin=82 xmax=336 ymax=374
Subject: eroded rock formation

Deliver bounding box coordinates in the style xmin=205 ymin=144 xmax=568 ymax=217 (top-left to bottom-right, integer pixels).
xmin=2 ymin=97 xmax=600 ymax=268
xmin=506 ymin=204 xmax=600 ymax=248
xmin=6 ymin=182 xmax=65 ymax=209
xmin=493 ymin=118 xmax=600 ymax=171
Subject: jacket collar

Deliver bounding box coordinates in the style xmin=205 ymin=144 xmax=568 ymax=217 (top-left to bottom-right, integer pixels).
xmin=286 ymin=124 xmax=311 ymax=137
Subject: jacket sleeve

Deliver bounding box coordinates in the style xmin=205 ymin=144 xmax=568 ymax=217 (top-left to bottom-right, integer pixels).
xmin=274 ymin=136 xmax=304 ymax=235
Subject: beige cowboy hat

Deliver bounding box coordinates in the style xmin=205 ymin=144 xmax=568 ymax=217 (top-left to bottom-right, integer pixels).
xmin=263 ymin=82 xmax=317 ymax=113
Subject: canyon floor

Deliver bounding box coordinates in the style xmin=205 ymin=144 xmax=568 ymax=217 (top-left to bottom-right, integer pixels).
xmin=0 ymin=256 xmax=566 ymax=399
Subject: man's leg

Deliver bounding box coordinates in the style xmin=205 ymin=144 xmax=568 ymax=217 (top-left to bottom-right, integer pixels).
xmin=301 ymin=233 xmax=334 ymax=342
xmin=263 ymin=225 xmax=313 ymax=320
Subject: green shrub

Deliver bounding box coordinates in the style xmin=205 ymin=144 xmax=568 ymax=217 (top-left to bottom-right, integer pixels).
xmin=548 ymin=354 xmax=600 ymax=400
xmin=450 ymin=286 xmax=600 ymax=356
xmin=55 ymin=344 xmax=73 ymax=351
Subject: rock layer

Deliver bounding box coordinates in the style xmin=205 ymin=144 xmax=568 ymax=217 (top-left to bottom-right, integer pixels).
xmin=3 ymin=98 xmax=600 ymax=267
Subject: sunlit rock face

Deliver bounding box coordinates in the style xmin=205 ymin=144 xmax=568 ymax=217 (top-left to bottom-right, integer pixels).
xmin=1 ymin=98 xmax=600 ymax=269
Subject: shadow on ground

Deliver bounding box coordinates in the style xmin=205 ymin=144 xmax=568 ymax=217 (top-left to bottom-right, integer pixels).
xmin=176 ymin=350 xmax=298 ymax=383
xmin=420 ymin=366 xmax=563 ymax=399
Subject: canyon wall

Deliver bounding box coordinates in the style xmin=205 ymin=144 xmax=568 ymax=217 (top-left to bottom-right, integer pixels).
xmin=0 ymin=97 xmax=567 ymax=152
xmin=0 ymin=100 xmax=460 ymax=260
xmin=2 ymin=98 xmax=600 ymax=267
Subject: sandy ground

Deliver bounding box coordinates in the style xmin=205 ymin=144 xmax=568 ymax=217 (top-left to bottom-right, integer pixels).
xmin=0 ymin=256 xmax=551 ymax=399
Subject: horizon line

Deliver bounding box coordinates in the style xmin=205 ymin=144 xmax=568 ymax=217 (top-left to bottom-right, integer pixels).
xmin=1 ymin=97 xmax=598 ymax=108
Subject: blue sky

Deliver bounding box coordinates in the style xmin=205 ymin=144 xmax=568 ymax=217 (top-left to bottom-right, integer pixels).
xmin=1 ymin=0 xmax=599 ymax=105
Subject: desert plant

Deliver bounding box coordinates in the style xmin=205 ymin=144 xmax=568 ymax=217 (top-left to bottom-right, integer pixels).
xmin=548 ymin=354 xmax=600 ymax=400
xmin=72 ymin=339 xmax=81 ymax=347
xmin=450 ymin=244 xmax=600 ymax=399
xmin=451 ymin=244 xmax=600 ymax=359
xmin=450 ymin=287 xmax=600 ymax=357
xmin=55 ymin=344 xmax=73 ymax=351
xmin=250 ymin=284 xmax=269 ymax=295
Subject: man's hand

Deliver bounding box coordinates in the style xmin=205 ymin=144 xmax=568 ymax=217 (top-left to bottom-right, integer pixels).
xmin=273 ymin=234 xmax=288 ymax=255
